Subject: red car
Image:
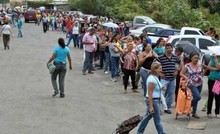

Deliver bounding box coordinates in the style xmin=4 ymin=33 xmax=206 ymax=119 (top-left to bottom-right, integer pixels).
xmin=24 ymin=11 xmax=37 ymax=23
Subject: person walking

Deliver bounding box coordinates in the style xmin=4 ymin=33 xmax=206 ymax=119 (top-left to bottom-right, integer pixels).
xmin=203 ymin=54 xmax=220 ymax=119
xmin=17 ymin=16 xmax=23 ymax=38
xmin=0 ymin=21 xmax=13 ymax=50
xmin=42 ymin=15 xmax=48 ymax=33
xmin=137 ymin=61 xmax=165 ymax=134
xmin=47 ymin=38 xmax=72 ymax=98
xmin=180 ymin=53 xmax=203 ymax=118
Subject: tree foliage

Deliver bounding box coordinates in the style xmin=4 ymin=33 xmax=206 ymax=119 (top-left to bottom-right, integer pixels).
xmin=69 ymin=0 xmax=220 ymax=32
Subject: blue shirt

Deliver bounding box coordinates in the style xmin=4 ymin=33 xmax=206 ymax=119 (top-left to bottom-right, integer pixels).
xmin=146 ymin=75 xmax=162 ymax=98
xmin=109 ymin=44 xmax=120 ymax=57
xmin=53 ymin=46 xmax=70 ymax=63
xmin=146 ymin=36 xmax=152 ymax=45
xmin=153 ymin=46 xmax=165 ymax=56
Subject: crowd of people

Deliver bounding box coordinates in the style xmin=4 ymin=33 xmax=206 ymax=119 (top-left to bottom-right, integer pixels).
xmin=1 ymin=9 xmax=220 ymax=134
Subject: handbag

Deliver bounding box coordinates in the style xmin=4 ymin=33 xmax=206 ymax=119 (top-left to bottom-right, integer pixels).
xmin=113 ymin=114 xmax=143 ymax=134
xmin=212 ymin=80 xmax=220 ymax=95
xmin=47 ymin=62 xmax=56 ymax=74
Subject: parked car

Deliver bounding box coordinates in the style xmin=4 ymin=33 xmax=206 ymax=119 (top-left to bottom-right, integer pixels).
xmin=166 ymin=35 xmax=217 ymax=65
xmin=130 ymin=25 xmax=145 ymax=30
xmin=66 ymin=11 xmax=83 ymax=16
xmin=155 ymin=29 xmax=180 ymax=37
xmin=180 ymin=27 xmax=206 ymax=36
xmin=129 ymin=23 xmax=172 ymax=37
xmin=24 ymin=10 xmax=37 ymax=23
xmin=132 ymin=16 xmax=156 ymax=27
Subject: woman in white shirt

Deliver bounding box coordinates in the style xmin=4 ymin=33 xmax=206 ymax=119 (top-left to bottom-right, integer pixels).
xmin=0 ymin=21 xmax=13 ymax=50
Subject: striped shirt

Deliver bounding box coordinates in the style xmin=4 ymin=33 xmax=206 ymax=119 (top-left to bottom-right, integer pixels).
xmin=157 ymin=54 xmax=180 ymax=80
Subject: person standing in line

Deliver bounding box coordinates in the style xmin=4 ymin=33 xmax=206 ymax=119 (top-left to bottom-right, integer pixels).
xmin=156 ymin=43 xmax=181 ymax=114
xmin=47 ymin=38 xmax=72 ymax=98
xmin=82 ymin=28 xmax=97 ymax=75
xmin=0 ymin=21 xmax=13 ymax=50
xmin=139 ymin=38 xmax=158 ymax=96
xmin=137 ymin=61 xmax=166 ymax=134
xmin=203 ymin=54 xmax=220 ymax=119
xmin=123 ymin=43 xmax=139 ymax=93
xmin=180 ymin=53 xmax=203 ymax=118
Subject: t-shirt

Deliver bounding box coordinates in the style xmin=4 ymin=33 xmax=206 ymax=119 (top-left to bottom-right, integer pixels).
xmin=157 ymin=54 xmax=180 ymax=80
xmin=53 ymin=46 xmax=70 ymax=63
xmin=153 ymin=46 xmax=165 ymax=56
xmin=146 ymin=75 xmax=162 ymax=98
xmin=209 ymin=56 xmax=220 ymax=80
xmin=2 ymin=24 xmax=11 ymax=35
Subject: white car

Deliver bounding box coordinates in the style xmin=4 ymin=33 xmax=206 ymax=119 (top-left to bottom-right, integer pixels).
xmin=129 ymin=24 xmax=172 ymax=37
xmin=166 ymin=35 xmax=217 ymax=65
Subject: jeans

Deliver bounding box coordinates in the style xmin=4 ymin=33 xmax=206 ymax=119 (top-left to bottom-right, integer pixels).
xmin=189 ymin=85 xmax=202 ymax=113
xmin=140 ymin=67 xmax=150 ymax=96
xmin=66 ymin=34 xmax=74 ymax=46
xmin=51 ymin=62 xmax=67 ymax=94
xmin=82 ymin=51 xmax=94 ymax=73
xmin=207 ymin=79 xmax=220 ymax=115
xmin=104 ymin=52 xmax=111 ymax=71
xmin=161 ymin=79 xmax=176 ymax=109
xmin=137 ymin=98 xmax=164 ymax=134
xmin=72 ymin=34 xmax=79 ymax=47
xmin=79 ymin=33 xmax=85 ymax=49
xmin=110 ymin=57 xmax=119 ymax=78
xmin=17 ymin=27 xmax=22 ymax=37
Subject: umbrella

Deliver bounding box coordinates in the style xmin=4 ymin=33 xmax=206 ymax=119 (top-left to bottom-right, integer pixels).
xmin=175 ymin=40 xmax=201 ymax=56
xmin=102 ymin=22 xmax=118 ymax=28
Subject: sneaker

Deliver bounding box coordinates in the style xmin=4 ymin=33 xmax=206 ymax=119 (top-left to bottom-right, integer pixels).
xmin=192 ymin=113 xmax=200 ymax=119
xmin=207 ymin=114 xmax=213 ymax=119
xmin=104 ymin=71 xmax=109 ymax=74
xmin=88 ymin=71 xmax=94 ymax=74
xmin=60 ymin=93 xmax=65 ymax=98
xmin=216 ymin=114 xmax=220 ymax=119
xmin=111 ymin=77 xmax=117 ymax=82
xmin=52 ymin=92 xmax=59 ymax=97
xmin=164 ymin=110 xmax=172 ymax=114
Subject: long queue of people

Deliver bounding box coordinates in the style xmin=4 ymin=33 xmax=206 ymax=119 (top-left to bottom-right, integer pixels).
xmin=35 ymin=12 xmax=220 ymax=134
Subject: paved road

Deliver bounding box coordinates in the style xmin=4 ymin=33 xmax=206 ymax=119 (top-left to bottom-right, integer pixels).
xmin=0 ymin=23 xmax=219 ymax=134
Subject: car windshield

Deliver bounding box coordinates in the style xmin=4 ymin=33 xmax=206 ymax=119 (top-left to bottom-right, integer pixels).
xmin=199 ymin=30 xmax=205 ymax=35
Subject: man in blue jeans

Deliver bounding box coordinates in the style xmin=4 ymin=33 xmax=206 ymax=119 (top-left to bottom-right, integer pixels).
xmin=157 ymin=43 xmax=181 ymax=114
